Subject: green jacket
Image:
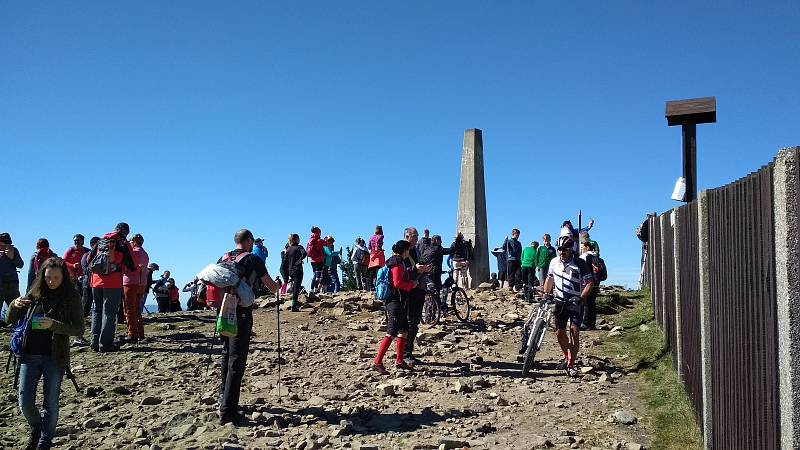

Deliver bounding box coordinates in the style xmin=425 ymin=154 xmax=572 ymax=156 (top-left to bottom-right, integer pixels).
xmin=7 ymin=287 xmax=84 ymax=369
xmin=521 ymin=246 xmax=537 ymax=268
xmin=535 ymin=245 xmax=553 ymax=269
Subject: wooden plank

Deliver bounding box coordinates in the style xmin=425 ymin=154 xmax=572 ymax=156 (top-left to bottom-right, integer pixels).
xmin=666 ymin=97 xmax=717 ymax=125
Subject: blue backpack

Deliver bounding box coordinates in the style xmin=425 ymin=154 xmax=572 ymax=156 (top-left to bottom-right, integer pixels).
xmin=374 ymin=266 xmax=392 ymax=301
xmin=9 ymin=310 xmax=34 ymax=358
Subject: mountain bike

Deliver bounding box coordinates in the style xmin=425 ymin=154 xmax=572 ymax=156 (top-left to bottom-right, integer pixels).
xmin=421 ymin=269 xmax=471 ymax=326
xmin=519 ymin=293 xmax=573 ymax=377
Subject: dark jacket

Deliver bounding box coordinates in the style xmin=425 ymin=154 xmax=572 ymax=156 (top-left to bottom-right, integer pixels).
xmin=0 ymin=246 xmax=24 ymax=283
xmin=449 ymin=239 xmax=472 ymax=261
xmin=283 ymin=244 xmax=307 ymax=277
xmin=7 ymin=286 xmax=84 ymax=369
xmin=421 ymin=243 xmax=450 ymax=277
xmin=503 ymin=238 xmax=523 ymax=262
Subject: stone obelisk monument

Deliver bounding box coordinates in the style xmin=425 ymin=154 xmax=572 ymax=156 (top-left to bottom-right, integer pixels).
xmin=456 ymin=129 xmax=489 ymax=288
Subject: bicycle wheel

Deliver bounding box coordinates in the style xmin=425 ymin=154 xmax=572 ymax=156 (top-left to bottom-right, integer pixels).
xmin=422 ymin=293 xmax=441 ymax=326
xmin=451 ymin=287 xmax=471 ymax=322
xmin=522 ymin=318 xmax=546 ymax=377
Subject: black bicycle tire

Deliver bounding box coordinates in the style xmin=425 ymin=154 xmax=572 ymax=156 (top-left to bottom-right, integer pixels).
xmin=522 ymin=318 xmax=546 ymax=377
xmin=451 ymin=288 xmax=471 ymax=322
xmin=422 ymin=293 xmax=441 ymax=326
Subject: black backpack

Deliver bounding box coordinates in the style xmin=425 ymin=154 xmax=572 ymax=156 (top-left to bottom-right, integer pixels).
xmin=88 ymin=238 xmax=118 ymax=275
xmin=592 ymin=256 xmax=608 ymax=282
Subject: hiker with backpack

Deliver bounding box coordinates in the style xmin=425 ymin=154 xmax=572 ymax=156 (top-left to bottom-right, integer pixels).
xmin=370 ymin=240 xmax=417 ymax=375
xmin=283 ymin=234 xmax=306 ymax=311
xmin=7 ymin=257 xmax=84 ymax=450
xmin=252 ymin=238 xmax=268 ymax=262
xmin=0 ymin=232 xmax=24 ymax=327
xmin=27 ymin=239 xmax=55 ymax=290
xmin=121 ymin=233 xmax=148 ymax=343
xmin=62 ymin=234 xmax=89 ymax=286
xmin=141 ymin=262 xmax=159 ymax=315
xmin=168 ymin=278 xmax=181 ymax=312
xmin=579 ymin=240 xmax=602 ymax=330
xmin=152 ymin=271 xmax=172 ymax=313
xmin=306 ymin=227 xmax=326 ymax=293
xmin=367 ymin=225 xmax=385 ymax=291
xmin=350 ymin=238 xmax=369 ymax=291
xmin=87 ymin=222 xmax=135 ymax=352
xmin=216 ymin=229 xmax=280 ymax=425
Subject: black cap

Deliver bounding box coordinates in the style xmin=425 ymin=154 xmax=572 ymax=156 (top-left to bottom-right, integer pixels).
xmin=0 ymin=233 xmax=11 ymax=244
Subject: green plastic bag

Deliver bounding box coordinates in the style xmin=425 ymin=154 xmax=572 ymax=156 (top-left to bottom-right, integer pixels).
xmin=216 ymin=293 xmax=238 ymax=337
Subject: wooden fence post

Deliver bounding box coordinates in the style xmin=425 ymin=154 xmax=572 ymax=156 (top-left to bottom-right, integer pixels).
xmin=697 ymin=190 xmax=713 ymax=450
xmin=773 ymin=146 xmax=800 ymax=450
xmin=672 ymin=208 xmax=683 ymax=381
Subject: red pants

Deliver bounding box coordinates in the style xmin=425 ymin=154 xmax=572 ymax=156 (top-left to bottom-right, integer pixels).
xmin=123 ymin=285 xmax=146 ymax=338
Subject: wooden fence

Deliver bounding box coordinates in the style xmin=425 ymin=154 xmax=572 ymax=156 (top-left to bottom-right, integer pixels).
xmin=642 ymin=146 xmax=800 ymax=450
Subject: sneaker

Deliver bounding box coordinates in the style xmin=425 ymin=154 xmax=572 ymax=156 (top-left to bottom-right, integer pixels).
xmin=99 ymin=344 xmax=121 ymax=353
xmin=72 ymin=337 xmax=89 ymax=347
xmin=370 ymin=364 xmax=389 ymax=376
xmin=395 ymin=361 xmax=413 ymax=371
xmin=290 ymin=306 xmax=300 ymax=312
xmin=566 ymin=365 xmax=578 ymax=378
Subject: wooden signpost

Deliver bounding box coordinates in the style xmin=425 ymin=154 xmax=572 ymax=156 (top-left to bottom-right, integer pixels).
xmin=665 ymin=96 xmax=717 ymax=203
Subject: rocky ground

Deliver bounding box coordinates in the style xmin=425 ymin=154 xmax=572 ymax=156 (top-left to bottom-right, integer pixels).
xmin=0 ymin=287 xmax=651 ymax=450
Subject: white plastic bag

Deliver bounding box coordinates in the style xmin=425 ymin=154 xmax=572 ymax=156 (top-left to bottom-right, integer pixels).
xmin=196 ymin=264 xmax=239 ymax=288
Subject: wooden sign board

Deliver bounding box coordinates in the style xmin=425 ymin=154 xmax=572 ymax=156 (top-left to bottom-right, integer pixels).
xmin=665 ymin=97 xmax=717 ymax=126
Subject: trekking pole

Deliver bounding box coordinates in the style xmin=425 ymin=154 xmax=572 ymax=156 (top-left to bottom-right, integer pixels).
xmin=275 ymin=285 xmax=282 ymax=403
xmin=203 ymin=323 xmax=218 ymax=383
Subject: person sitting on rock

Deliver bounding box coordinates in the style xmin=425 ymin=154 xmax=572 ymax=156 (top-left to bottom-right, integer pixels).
xmin=371 ymin=240 xmax=417 ymax=375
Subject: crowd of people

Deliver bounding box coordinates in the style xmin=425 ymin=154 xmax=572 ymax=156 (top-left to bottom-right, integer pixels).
xmin=0 ymin=218 xmax=604 ymax=447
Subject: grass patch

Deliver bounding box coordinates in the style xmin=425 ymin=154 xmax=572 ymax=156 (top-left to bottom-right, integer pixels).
xmin=592 ymin=290 xmax=701 ymax=450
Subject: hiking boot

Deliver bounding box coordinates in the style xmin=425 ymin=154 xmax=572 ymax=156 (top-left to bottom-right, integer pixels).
xmin=25 ymin=429 xmax=40 ymax=450
xmin=395 ymin=361 xmax=413 ymax=371
xmin=370 ymin=364 xmax=389 ymax=376
xmin=99 ymin=344 xmax=120 ymax=353
xmin=36 ymin=442 xmax=51 ymax=450
xmin=290 ymin=306 xmax=300 ymax=312
xmin=219 ymin=412 xmax=246 ymax=426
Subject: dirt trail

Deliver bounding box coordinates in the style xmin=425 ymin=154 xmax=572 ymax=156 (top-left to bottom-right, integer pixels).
xmin=0 ymin=288 xmax=651 ymax=450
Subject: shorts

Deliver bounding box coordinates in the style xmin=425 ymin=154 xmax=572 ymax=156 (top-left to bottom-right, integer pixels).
xmin=385 ymin=297 xmax=409 ymax=336
xmin=554 ymin=302 xmax=583 ymax=329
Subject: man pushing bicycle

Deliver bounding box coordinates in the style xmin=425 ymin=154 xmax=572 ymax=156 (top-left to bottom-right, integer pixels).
xmin=543 ymin=237 xmax=595 ymax=377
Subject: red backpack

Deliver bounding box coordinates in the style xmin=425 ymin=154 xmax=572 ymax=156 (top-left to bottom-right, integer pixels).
xmin=306 ymin=236 xmax=324 ymax=262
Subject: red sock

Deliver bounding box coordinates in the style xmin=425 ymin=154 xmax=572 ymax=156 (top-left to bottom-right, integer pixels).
xmin=374 ymin=336 xmax=393 ymax=365
xmin=394 ymin=338 xmax=406 ymax=365
xmin=563 ymin=351 xmax=569 ymax=361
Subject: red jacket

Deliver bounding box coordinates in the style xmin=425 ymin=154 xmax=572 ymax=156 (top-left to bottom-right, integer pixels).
xmin=90 ymin=232 xmax=135 ymax=289
xmin=63 ymin=246 xmax=89 ymax=281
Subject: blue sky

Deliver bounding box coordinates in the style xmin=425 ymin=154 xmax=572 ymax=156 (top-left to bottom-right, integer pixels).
xmin=2 ymin=2 xmax=799 ymax=303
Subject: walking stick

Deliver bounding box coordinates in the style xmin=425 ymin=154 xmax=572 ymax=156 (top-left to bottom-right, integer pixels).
xmin=203 ymin=319 xmax=218 ymax=382
xmin=275 ymin=286 xmax=282 ymax=403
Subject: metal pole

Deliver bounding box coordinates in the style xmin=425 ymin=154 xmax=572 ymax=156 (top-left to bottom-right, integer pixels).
xmin=276 ymin=287 xmax=282 ymax=403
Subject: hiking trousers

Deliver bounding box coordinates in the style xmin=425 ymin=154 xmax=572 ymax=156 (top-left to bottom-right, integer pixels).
xmin=403 ymin=288 xmax=426 ymax=360
xmin=219 ymin=305 xmax=254 ymax=418
xmin=122 ymin=285 xmax=145 ymax=338
xmin=91 ymin=287 xmax=121 ymax=350
xmin=290 ymin=272 xmax=303 ymax=307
